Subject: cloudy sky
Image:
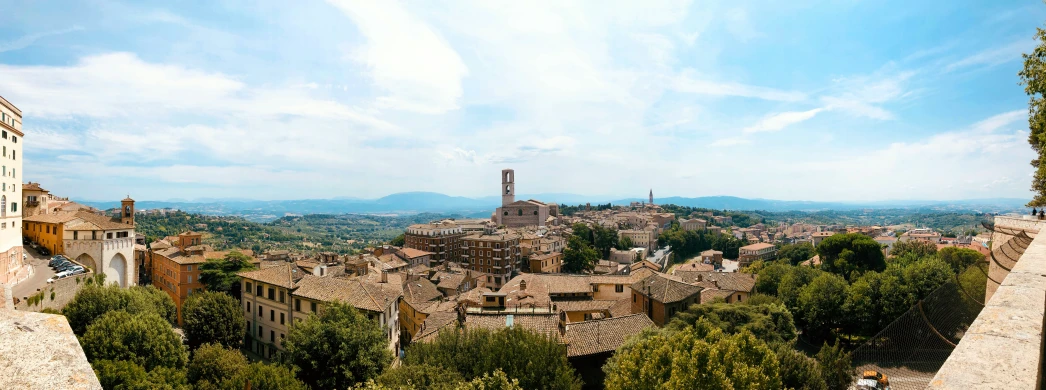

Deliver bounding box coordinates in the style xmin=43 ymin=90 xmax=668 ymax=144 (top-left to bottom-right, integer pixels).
xmin=0 ymin=0 xmax=1042 ymax=202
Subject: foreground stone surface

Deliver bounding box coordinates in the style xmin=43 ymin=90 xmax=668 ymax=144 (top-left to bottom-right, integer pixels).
xmin=0 ymin=308 xmax=101 ymax=389
xmin=928 ymin=217 xmax=1046 ymax=389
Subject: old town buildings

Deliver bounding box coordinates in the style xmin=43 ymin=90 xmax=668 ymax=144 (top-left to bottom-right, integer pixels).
xmin=493 ymin=169 xmax=559 ymax=227
xmin=23 ymin=197 xmax=137 ymax=287
xmin=460 ymin=228 xmax=521 ymax=289
xmin=738 ymin=242 xmax=777 ymax=267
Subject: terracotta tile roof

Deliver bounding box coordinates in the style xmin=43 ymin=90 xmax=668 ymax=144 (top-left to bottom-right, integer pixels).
xmin=456 ymin=287 xmax=493 ymax=307
xmin=398 ymin=248 xmax=433 ymax=258
xmin=564 ymin=314 xmax=654 ymax=357
xmin=413 ymin=311 xmax=458 ymax=343
xmin=22 ymin=182 xmax=47 ymax=192
xmin=629 ymin=260 xmax=662 ymax=272
xmin=701 ymin=288 xmax=736 ymax=302
xmin=608 ymin=298 xmax=633 ymax=318
xmin=675 ymin=262 xmax=714 ymax=272
xmin=23 ymin=212 xmax=78 ymax=224
xmin=292 ymin=275 xmax=401 ymax=313
xmin=740 ymin=243 xmax=775 ymax=251
xmin=673 ymin=272 xmax=756 ymax=293
xmin=555 ymin=300 xmax=618 ymax=313
xmin=631 ymin=273 xmax=703 ymax=304
xmin=431 ymin=272 xmax=467 ymax=290
xmin=465 ymin=312 xmax=560 ymax=340
xmin=403 ymin=277 xmax=442 ymax=304
xmin=238 ymin=263 xmax=299 ymax=289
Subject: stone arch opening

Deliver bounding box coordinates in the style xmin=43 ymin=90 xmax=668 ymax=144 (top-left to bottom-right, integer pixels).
xmin=75 ymin=253 xmax=97 ymax=272
xmin=106 ymin=253 xmax=128 ymax=288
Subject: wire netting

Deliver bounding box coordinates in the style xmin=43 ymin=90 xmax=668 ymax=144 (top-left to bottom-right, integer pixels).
xmin=850 ymin=262 xmax=987 ymax=390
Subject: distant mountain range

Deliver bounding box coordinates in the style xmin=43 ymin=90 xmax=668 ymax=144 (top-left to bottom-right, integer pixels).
xmin=78 ymin=192 xmax=1030 ymax=222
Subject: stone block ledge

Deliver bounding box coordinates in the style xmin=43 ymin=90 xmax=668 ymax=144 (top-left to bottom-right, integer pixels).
xmin=928 ymin=223 xmax=1046 ymax=389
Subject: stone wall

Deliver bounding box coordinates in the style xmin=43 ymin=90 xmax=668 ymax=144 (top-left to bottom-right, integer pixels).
xmin=13 ymin=271 xmax=93 ymax=312
xmin=928 ymin=218 xmax=1046 ymax=389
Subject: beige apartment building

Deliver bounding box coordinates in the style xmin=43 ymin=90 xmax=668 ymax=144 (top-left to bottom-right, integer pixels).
xmin=461 ymin=229 xmax=521 ymax=289
xmin=238 ymin=264 xmax=403 ymax=359
xmin=738 ymin=242 xmax=777 ymax=266
xmin=0 ymin=96 xmax=24 ymax=286
xmin=404 ymin=221 xmax=465 ymax=266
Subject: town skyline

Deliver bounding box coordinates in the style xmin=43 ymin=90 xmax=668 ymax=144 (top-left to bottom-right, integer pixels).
xmin=2 ymin=0 xmax=1043 ymax=202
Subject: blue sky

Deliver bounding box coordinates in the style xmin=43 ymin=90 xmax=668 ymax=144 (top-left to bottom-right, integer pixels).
xmin=0 ymin=0 xmax=1042 ymax=202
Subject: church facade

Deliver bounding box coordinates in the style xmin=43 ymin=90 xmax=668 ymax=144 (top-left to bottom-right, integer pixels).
xmin=493 ymin=169 xmax=558 ymax=228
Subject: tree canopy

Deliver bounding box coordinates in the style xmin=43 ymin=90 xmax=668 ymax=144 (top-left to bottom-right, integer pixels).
xmin=603 ymin=319 xmax=782 ymax=390
xmin=63 ymin=284 xmax=176 ymax=335
xmin=666 ymin=301 xmax=797 ymax=345
xmin=283 ymin=302 xmax=393 ymax=389
xmin=199 ymin=251 xmax=256 ymax=299
xmin=183 ymin=291 xmax=246 ymax=350
xmin=562 ymin=234 xmax=599 ymax=273
xmin=778 ymin=242 xmax=816 ymax=265
xmin=816 ymin=233 xmax=886 ymax=280
xmin=404 ymin=327 xmax=582 ymax=390
xmin=1020 ymin=25 xmax=1046 ymax=206
xmin=80 ymin=311 xmax=188 ymax=371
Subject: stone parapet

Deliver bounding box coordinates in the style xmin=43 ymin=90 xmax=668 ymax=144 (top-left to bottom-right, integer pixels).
xmin=928 ymin=218 xmax=1046 ymax=389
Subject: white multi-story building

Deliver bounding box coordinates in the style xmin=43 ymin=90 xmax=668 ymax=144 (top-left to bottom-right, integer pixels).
xmin=0 ymin=95 xmax=25 ymax=285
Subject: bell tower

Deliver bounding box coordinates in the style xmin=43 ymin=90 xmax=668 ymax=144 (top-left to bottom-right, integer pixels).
xmin=649 ymin=189 xmax=653 ymax=205
xmin=502 ymin=169 xmax=515 ymax=206
xmin=121 ymin=195 xmax=135 ymax=225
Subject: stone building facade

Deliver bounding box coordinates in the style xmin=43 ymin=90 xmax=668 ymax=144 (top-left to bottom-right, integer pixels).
xmin=461 ymin=229 xmax=521 ymax=288
xmin=404 ymin=221 xmax=465 ymax=267
xmin=0 ymin=95 xmax=24 ymax=286
xmin=493 ymin=169 xmax=557 ymax=227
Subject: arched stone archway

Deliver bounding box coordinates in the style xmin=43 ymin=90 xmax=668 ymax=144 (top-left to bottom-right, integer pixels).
xmin=75 ymin=253 xmax=97 ymax=272
xmin=105 ymin=253 xmax=128 ymax=288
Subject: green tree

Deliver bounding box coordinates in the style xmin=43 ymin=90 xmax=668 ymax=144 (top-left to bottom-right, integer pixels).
xmin=776 ymin=345 xmax=828 ymax=390
xmin=187 ymin=343 xmax=249 ymax=386
xmin=93 ymin=359 xmax=148 ymax=390
xmin=570 ymin=223 xmax=593 ymax=245
xmin=937 ymin=246 xmax=985 ymax=273
xmin=592 ymin=225 xmax=619 ymax=258
xmin=456 ymin=370 xmax=523 ymax=390
xmin=81 ymin=311 xmax=189 ymax=370
xmin=199 ymin=251 xmax=256 ymax=299
xmin=562 ymin=235 xmax=599 ymax=273
xmin=889 ymin=239 xmax=937 ymax=259
xmin=779 ymin=242 xmax=816 ymax=265
xmin=1020 ymin=25 xmax=1046 ymax=206
xmin=603 ymin=319 xmax=782 ymax=390
xmin=797 ymin=273 xmax=849 ymax=337
xmin=390 ymin=233 xmax=406 ymax=247
xmin=183 ymin=291 xmax=246 ymax=350
xmin=778 ymin=266 xmax=823 ymax=310
xmin=816 ymin=233 xmax=886 ymax=280
xmin=63 ymin=284 xmax=176 ymax=335
xmin=755 ymin=262 xmax=793 ymax=296
xmin=666 ymin=302 xmax=797 ymax=345
xmin=375 ymin=364 xmax=465 ymax=390
xmin=405 ymin=327 xmax=581 ymax=390
xmin=284 ymin=302 xmax=393 ymax=389
xmin=815 ymin=341 xmax=853 ymax=390
xmin=616 ymin=235 xmax=634 ymax=250
xmin=225 ymin=362 xmax=309 ymax=390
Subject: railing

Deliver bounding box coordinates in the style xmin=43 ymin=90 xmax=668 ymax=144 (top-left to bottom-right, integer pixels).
xmin=929 ymin=216 xmax=1046 ymax=389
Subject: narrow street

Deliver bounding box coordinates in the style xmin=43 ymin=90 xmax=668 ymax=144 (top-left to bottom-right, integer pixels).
xmin=12 ymin=246 xmax=55 ymax=301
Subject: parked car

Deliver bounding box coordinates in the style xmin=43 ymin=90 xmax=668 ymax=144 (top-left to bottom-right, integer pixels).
xmin=38 ymin=247 xmax=50 ymax=256
xmin=50 ymin=259 xmax=70 ymax=268
xmin=47 ymin=273 xmax=71 ymax=283
xmin=55 ymin=263 xmax=78 ymax=273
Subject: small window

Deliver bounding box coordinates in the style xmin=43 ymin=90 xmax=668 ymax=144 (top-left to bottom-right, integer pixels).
xmin=268 ymin=288 xmax=274 ymax=300
xmin=256 ymin=285 xmax=262 ymax=296
xmin=280 ymin=312 xmax=285 ymax=325
xmin=295 ymin=299 xmax=301 ymax=311
xmin=107 ymin=232 xmax=113 ymax=239
xmin=247 ymin=302 xmax=251 ymax=313
xmin=2 ymin=131 xmax=6 ymax=139
xmin=11 ymin=136 xmax=16 ymax=143
xmin=534 ymin=211 xmax=538 ymax=215
xmin=279 ymin=290 xmax=285 ymax=303
xmin=270 ymin=330 xmax=274 ymax=342
xmin=615 ymin=284 xmax=624 ymax=293
xmin=246 ymin=282 xmax=253 ymax=294
xmin=311 ymin=302 xmax=317 ymax=313
xmin=517 ymin=209 xmax=523 ymax=216
xmin=270 ymin=310 xmax=274 ymax=322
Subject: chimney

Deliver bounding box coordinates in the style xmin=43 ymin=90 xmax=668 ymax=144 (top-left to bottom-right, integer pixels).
xmin=520 ymin=279 xmax=527 ymax=291
xmin=381 ymin=270 xmax=388 ymax=284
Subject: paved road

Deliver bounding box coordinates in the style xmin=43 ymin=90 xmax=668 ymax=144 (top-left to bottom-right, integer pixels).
xmin=12 ymin=246 xmax=55 ymax=300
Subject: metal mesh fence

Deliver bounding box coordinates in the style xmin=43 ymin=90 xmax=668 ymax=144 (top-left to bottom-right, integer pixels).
xmin=850 ymin=262 xmax=988 ymax=390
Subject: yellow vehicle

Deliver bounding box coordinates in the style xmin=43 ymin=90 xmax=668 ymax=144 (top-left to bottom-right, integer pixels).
xmin=855 ymin=371 xmax=890 ymax=390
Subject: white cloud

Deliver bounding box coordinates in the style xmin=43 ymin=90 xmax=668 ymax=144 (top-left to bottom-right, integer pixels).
xmin=744 ymin=108 xmax=824 ymax=133
xmin=673 ymin=71 xmax=806 ymax=102
xmin=328 ymin=0 xmax=469 ymax=114
xmin=945 ymin=40 xmax=1035 ymax=72
xmin=0 ymin=27 xmax=82 ymax=53
xmin=821 ymin=71 xmax=914 ymax=120
xmin=971 ymin=110 xmax=1025 ymax=132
